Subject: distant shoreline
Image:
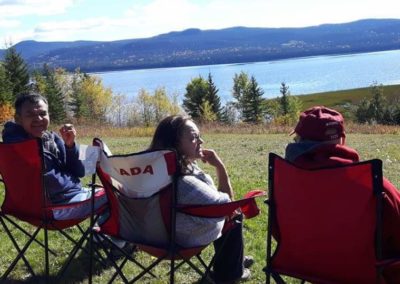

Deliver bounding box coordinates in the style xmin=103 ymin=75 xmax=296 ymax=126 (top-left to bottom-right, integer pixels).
xmin=91 ymin=48 xmax=400 ymax=74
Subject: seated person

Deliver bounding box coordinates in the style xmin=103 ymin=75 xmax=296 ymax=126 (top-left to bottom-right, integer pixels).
xmin=2 ymin=91 xmax=107 ymax=220
xmin=285 ymin=106 xmax=400 ymax=283
xmin=147 ymin=115 xmax=253 ymax=283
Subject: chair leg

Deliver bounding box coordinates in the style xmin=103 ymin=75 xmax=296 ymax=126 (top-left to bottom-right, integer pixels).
xmin=44 ymin=227 xmax=50 ymax=281
xmin=1 ymin=225 xmax=42 ymax=280
xmin=2 ymin=214 xmax=56 ymax=255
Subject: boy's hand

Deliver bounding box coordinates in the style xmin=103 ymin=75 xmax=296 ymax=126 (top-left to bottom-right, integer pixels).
xmin=59 ymin=123 xmax=76 ymax=148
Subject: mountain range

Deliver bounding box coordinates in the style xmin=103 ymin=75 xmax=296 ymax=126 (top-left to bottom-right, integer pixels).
xmin=1 ymin=18 xmax=400 ymax=73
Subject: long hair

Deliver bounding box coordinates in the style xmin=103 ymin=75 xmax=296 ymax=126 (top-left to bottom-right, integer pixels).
xmin=149 ymin=115 xmax=192 ymax=173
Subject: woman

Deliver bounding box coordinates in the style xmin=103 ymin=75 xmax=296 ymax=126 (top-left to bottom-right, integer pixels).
xmin=149 ymin=115 xmax=252 ymax=283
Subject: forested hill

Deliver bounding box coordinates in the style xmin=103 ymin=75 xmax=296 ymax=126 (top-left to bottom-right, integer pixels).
xmin=2 ymin=18 xmax=400 ymax=72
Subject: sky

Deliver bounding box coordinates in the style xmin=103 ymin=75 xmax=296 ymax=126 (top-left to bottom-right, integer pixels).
xmin=0 ymin=0 xmax=399 ymax=46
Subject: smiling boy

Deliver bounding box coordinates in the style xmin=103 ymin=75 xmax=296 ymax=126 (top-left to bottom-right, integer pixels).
xmin=2 ymin=91 xmax=107 ymax=219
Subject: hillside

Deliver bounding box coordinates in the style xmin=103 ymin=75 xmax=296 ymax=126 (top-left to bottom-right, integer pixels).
xmin=294 ymin=84 xmax=400 ymax=119
xmin=1 ymin=18 xmax=400 ymax=72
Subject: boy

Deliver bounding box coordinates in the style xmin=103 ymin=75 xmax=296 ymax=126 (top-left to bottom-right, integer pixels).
xmin=2 ymin=91 xmax=107 ymax=220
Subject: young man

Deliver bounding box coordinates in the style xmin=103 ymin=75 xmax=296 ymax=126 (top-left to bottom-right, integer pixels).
xmin=286 ymin=106 xmax=400 ymax=283
xmin=2 ymin=91 xmax=107 ymax=220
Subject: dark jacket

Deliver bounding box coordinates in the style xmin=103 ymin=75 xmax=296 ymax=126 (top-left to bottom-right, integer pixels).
xmin=2 ymin=121 xmax=85 ymax=204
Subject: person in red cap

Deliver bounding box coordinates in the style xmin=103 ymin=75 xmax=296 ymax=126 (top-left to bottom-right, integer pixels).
xmin=285 ymin=106 xmax=400 ymax=283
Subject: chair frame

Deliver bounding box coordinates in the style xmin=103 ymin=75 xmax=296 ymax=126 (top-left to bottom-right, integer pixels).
xmin=265 ymin=153 xmax=384 ymax=284
xmin=0 ymin=138 xmax=105 ymax=283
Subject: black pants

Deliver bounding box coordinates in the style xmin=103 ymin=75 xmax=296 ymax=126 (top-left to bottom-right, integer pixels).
xmin=212 ymin=214 xmax=244 ymax=282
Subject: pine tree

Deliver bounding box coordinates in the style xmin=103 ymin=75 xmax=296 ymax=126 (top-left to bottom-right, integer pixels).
xmin=0 ymin=63 xmax=13 ymax=104
xmin=3 ymin=46 xmax=30 ymax=98
xmin=182 ymin=76 xmax=208 ymax=119
xmin=41 ymin=64 xmax=66 ymax=123
xmin=69 ymin=70 xmax=90 ymax=121
xmin=242 ymin=76 xmax=265 ymax=123
xmin=279 ymin=82 xmax=290 ymax=115
xmin=367 ymin=83 xmax=386 ymax=124
xmin=205 ymin=73 xmax=222 ymax=119
xmin=232 ymin=71 xmax=250 ymax=116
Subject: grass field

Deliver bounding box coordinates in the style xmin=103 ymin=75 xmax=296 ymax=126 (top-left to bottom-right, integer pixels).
xmin=1 ymin=131 xmax=400 ymax=283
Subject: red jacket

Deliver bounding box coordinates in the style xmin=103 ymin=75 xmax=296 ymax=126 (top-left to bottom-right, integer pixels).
xmin=285 ymin=142 xmax=400 ymax=283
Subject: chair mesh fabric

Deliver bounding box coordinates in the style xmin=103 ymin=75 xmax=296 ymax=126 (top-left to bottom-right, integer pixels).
xmin=269 ymin=154 xmax=380 ymax=284
xmin=0 ymin=139 xmax=44 ymax=222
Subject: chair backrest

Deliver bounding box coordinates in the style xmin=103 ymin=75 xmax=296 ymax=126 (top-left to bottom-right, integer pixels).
xmin=93 ymin=138 xmax=177 ymax=245
xmin=267 ymin=153 xmax=383 ymax=284
xmin=0 ymin=139 xmax=46 ymax=223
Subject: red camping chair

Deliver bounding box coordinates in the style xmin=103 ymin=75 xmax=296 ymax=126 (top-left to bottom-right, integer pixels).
xmin=92 ymin=138 xmax=266 ymax=283
xmin=265 ymin=153 xmax=400 ymax=284
xmin=0 ymin=138 xmax=107 ymax=282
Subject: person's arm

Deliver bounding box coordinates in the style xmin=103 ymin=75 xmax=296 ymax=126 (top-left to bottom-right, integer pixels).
xmin=200 ymin=149 xmax=234 ymax=200
xmin=54 ymin=129 xmax=85 ymax=178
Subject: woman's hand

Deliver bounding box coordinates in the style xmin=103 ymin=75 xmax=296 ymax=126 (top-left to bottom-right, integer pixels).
xmin=59 ymin=123 xmax=76 ymax=148
xmin=201 ymin=149 xmax=223 ymax=168
xmin=201 ymin=148 xmax=234 ymax=199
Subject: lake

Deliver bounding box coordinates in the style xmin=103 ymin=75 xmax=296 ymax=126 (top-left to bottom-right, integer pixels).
xmin=95 ymin=49 xmax=400 ymax=103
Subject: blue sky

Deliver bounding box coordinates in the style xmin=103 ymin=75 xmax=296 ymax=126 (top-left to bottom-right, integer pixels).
xmin=0 ymin=0 xmax=398 ymax=46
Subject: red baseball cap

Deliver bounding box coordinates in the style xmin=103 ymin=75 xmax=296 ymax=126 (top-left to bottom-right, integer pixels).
xmin=292 ymin=106 xmax=346 ymax=141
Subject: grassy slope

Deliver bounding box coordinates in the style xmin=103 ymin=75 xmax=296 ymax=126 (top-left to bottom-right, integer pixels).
xmin=296 ymin=84 xmax=400 ymax=114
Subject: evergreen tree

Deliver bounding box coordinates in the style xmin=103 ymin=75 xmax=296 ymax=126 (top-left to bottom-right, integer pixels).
xmin=232 ymin=71 xmax=250 ymax=116
xmin=242 ymin=76 xmax=265 ymax=123
xmin=69 ymin=70 xmax=90 ymax=120
xmin=356 ymin=98 xmax=371 ymax=123
xmin=279 ymin=82 xmax=290 ymax=115
xmin=182 ymin=76 xmax=208 ymax=119
xmin=367 ymin=83 xmax=386 ymax=124
xmin=3 ymin=46 xmax=30 ymax=98
xmin=0 ymin=63 xmax=12 ymax=104
xmin=41 ymin=64 xmax=66 ymax=123
xmin=205 ymin=73 xmax=222 ymax=119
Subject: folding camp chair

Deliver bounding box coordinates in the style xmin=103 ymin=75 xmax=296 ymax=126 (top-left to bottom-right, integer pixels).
xmin=265 ymin=153 xmax=400 ymax=284
xmin=0 ymin=138 xmax=107 ymax=282
xmin=92 ymin=137 xmax=266 ymax=283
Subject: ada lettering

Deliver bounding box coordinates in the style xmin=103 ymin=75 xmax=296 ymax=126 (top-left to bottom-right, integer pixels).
xmin=119 ymin=165 xmax=154 ymax=176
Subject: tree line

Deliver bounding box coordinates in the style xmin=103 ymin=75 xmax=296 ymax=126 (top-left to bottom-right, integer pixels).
xmin=1 ymin=46 xmax=399 ymax=127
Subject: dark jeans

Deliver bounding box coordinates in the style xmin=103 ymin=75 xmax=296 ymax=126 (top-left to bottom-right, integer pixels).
xmin=212 ymin=214 xmax=244 ymax=282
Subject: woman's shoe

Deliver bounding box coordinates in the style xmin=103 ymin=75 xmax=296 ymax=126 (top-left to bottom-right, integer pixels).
xmin=243 ymin=256 xmax=254 ymax=268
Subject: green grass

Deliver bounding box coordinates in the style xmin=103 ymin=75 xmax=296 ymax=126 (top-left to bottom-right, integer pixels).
xmin=1 ymin=133 xmax=400 ymax=283
xmin=295 ymin=84 xmax=400 ymax=115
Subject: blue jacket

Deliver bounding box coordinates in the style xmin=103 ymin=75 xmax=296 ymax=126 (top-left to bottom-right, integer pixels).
xmin=2 ymin=121 xmax=85 ymax=204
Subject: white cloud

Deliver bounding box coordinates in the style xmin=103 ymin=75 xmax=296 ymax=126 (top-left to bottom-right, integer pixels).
xmin=0 ymin=0 xmax=77 ymax=18
xmin=2 ymin=0 xmax=400 ymax=44
xmin=0 ymin=19 xmax=20 ymax=29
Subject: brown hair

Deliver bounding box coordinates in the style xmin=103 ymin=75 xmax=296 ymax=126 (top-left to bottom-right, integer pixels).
xmin=149 ymin=115 xmax=193 ymax=173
